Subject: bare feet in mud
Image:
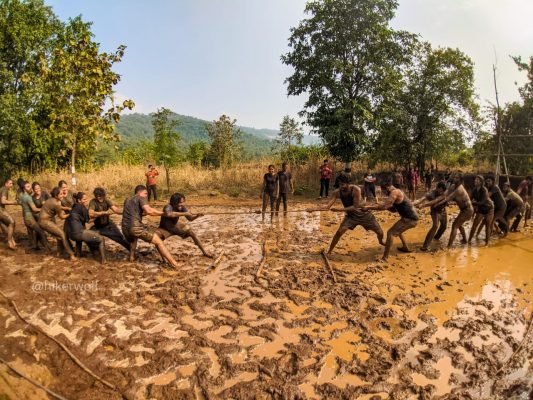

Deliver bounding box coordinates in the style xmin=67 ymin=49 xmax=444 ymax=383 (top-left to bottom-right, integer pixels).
xmin=69 ymin=255 xmax=77 ymax=261
xmin=7 ymin=240 xmax=17 ymax=251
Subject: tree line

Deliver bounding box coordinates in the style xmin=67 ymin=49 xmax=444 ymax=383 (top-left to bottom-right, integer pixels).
xmin=282 ymin=0 xmax=532 ymax=174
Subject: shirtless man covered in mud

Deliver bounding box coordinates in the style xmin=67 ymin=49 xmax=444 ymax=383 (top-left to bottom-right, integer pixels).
xmin=364 ymin=178 xmax=418 ymax=261
xmin=435 ymin=173 xmax=473 ymax=248
xmin=310 ymin=174 xmax=384 ymax=255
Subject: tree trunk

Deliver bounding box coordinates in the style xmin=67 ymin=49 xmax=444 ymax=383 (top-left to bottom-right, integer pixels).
xmin=71 ymin=138 xmax=77 ymax=187
xmin=165 ymin=165 xmax=170 ymax=194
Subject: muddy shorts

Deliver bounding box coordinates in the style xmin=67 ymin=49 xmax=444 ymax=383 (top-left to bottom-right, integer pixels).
xmin=340 ymin=212 xmax=381 ymax=232
xmin=0 ymin=208 xmax=14 ymax=226
xmin=455 ymin=207 xmax=474 ymax=227
xmin=388 ymin=217 xmax=418 ymax=237
xmin=124 ymin=225 xmax=155 ymax=243
xmin=155 ymin=223 xmax=191 ymax=240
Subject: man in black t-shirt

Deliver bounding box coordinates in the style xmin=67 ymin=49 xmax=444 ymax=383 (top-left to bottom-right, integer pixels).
xmin=122 ymin=185 xmax=178 ymax=267
xmin=89 ymin=187 xmax=130 ymax=250
xmin=260 ymin=165 xmax=278 ymax=221
xmin=276 ymin=162 xmax=293 ymax=214
xmin=155 ymin=193 xmax=212 ymax=258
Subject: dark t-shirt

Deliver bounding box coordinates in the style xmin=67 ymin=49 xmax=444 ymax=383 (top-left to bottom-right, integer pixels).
xmin=32 ymin=192 xmax=50 ymax=209
xmin=122 ymin=195 xmax=148 ymax=231
xmin=159 ymin=204 xmax=188 ymax=231
xmin=425 ymin=190 xmax=446 ymax=212
xmin=471 ymin=187 xmax=494 ymax=214
xmin=65 ymin=203 xmax=89 ymax=240
xmin=424 ymin=172 xmax=433 ymax=184
xmin=277 ymin=171 xmax=292 ymax=194
xmin=263 ymin=173 xmax=278 ymax=194
xmin=488 ymin=186 xmax=506 ymax=212
xmin=89 ymin=198 xmax=114 ymax=228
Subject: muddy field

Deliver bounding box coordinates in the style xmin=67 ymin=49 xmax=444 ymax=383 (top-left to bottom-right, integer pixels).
xmin=1 ymin=196 xmax=532 ymax=400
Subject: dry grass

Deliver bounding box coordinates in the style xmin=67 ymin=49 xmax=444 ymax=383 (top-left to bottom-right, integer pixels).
xmin=21 ymin=159 xmax=338 ymax=199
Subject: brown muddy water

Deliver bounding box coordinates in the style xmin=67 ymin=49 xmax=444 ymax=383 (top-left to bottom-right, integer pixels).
xmin=0 ymin=197 xmax=532 ymax=399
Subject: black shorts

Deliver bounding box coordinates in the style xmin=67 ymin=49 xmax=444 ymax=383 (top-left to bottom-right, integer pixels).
xmin=340 ymin=212 xmax=381 ymax=232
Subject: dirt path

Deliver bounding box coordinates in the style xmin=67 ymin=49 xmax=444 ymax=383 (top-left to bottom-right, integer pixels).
xmin=0 ymin=197 xmax=532 ymax=399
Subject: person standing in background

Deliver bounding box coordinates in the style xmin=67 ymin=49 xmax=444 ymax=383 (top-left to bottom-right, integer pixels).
xmin=145 ymin=165 xmax=159 ymax=203
xmin=413 ymin=167 xmax=420 ymax=195
xmin=276 ymin=162 xmax=294 ymax=215
xmin=261 ymin=165 xmax=278 ymax=221
xmin=319 ymin=159 xmax=332 ymax=198
xmin=424 ymin=167 xmax=434 ymax=192
xmin=363 ymin=169 xmax=377 ymax=202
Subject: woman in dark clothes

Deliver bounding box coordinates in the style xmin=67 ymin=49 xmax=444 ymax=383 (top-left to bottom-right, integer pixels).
xmin=65 ymin=192 xmax=106 ymax=264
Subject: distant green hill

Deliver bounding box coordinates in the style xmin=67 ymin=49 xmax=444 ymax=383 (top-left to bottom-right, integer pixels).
xmin=116 ymin=112 xmax=275 ymax=159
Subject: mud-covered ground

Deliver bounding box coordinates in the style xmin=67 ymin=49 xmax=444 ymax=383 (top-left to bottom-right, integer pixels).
xmin=1 ymin=196 xmax=532 ymax=400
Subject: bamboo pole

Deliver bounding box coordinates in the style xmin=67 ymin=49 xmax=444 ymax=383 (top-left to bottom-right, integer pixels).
xmin=210 ymin=250 xmax=225 ymax=269
xmin=321 ymin=250 xmax=337 ymax=283
xmin=0 ymin=357 xmax=70 ymax=400
xmin=0 ymin=290 xmax=120 ymax=394
xmin=255 ymin=241 xmax=267 ymax=278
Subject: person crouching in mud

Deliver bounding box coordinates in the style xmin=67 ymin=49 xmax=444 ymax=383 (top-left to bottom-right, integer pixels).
xmin=310 ymin=174 xmax=384 ymax=256
xmin=122 ymin=185 xmax=179 ymax=268
xmin=363 ymin=178 xmax=419 ymax=261
xmin=65 ymin=192 xmax=107 ymax=264
xmin=155 ymin=193 xmax=213 ymax=258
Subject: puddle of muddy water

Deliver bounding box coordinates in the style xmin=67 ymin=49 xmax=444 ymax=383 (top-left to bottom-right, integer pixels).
xmin=0 ymin=201 xmax=531 ymax=400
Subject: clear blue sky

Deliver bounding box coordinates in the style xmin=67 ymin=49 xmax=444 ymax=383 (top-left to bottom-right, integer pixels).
xmin=47 ymin=0 xmax=533 ymax=130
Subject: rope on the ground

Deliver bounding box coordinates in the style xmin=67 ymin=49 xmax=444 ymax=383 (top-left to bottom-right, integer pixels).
xmin=197 ymin=209 xmax=347 ymax=216
xmin=0 ymin=290 xmax=121 ymax=395
xmin=0 ymin=356 xmax=70 ymax=400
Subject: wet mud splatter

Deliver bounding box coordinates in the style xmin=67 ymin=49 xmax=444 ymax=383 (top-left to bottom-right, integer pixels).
xmin=0 ymin=197 xmax=532 ymax=399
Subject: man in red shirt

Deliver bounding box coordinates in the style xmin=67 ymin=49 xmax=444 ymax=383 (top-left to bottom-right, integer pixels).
xmin=145 ymin=165 xmax=159 ymax=203
xmin=319 ymin=159 xmax=332 ymax=198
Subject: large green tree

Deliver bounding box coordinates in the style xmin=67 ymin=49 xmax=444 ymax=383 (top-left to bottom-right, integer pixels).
xmin=0 ymin=0 xmax=133 ymax=178
xmin=206 ymin=115 xmax=241 ymax=168
xmin=375 ymin=42 xmax=479 ymax=169
xmin=152 ymin=107 xmax=181 ymax=192
xmin=282 ymin=0 xmax=414 ymax=162
xmin=42 ymin=16 xmax=133 ymax=183
xmin=0 ymin=0 xmax=60 ymax=173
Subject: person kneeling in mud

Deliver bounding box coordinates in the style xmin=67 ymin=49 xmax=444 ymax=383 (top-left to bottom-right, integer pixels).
xmin=310 ymin=174 xmax=384 ymax=255
xmin=65 ymin=192 xmax=106 ymax=264
xmin=89 ymin=187 xmax=130 ymax=251
xmin=363 ymin=178 xmax=419 ymax=261
xmin=155 ymin=193 xmax=213 ymax=258
xmin=122 ymin=185 xmax=179 ymax=268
